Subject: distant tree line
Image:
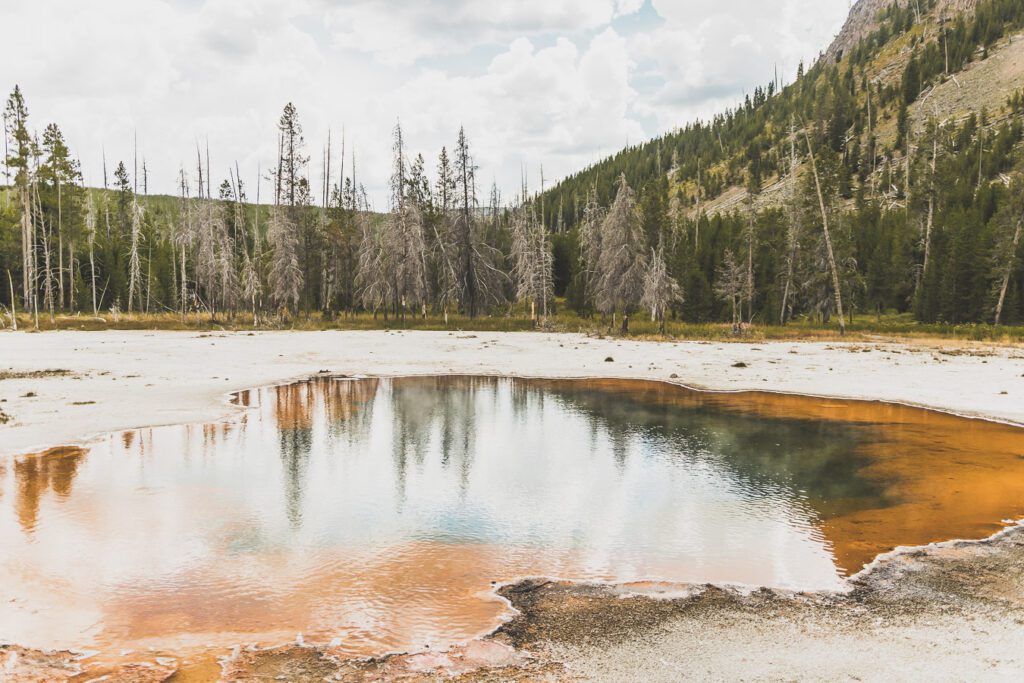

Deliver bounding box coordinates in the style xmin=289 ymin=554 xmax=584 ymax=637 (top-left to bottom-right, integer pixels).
xmin=2 ymin=0 xmax=1023 ymax=330
xmin=542 ymin=0 xmax=1024 ymax=327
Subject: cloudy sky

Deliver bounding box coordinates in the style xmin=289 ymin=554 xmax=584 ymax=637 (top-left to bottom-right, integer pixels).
xmin=4 ymin=0 xmax=850 ymax=206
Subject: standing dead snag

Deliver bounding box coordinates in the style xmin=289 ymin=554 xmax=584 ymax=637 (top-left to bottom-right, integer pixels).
xmin=390 ymin=201 xmax=429 ymax=319
xmin=127 ymin=198 xmax=143 ymax=313
xmin=994 ymin=174 xmax=1024 ymax=326
xmin=5 ymin=269 xmax=16 ymax=330
xmin=85 ymin=190 xmax=98 ymax=315
xmin=780 ymin=121 xmax=802 ymax=325
xmin=266 ymin=103 xmax=307 ymax=317
xmin=5 ymin=87 xmax=35 ymax=322
xmin=803 ymin=128 xmax=846 ymax=336
xmin=455 ymin=127 xmax=480 ymax=319
xmin=578 ymin=186 xmax=605 ymax=311
xmin=594 ymin=174 xmax=647 ymax=334
xmin=914 ymin=116 xmax=946 ymax=297
xmin=744 ymin=199 xmax=756 ymax=324
xmin=715 ymin=249 xmax=745 ymax=334
xmin=356 ymin=122 xmax=430 ymax=321
xmin=438 ymin=127 xmax=506 ymax=320
xmin=641 ymin=244 xmax=683 ymax=334
xmin=388 ymin=122 xmax=429 ymax=320
xmin=267 ymin=206 xmax=302 ymax=317
xmin=510 ymin=201 xmax=553 ymax=323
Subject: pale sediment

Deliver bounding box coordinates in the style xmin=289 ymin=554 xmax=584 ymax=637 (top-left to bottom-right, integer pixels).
xmin=2 ymin=330 xmax=1023 ymax=681
xmin=5 ymin=523 xmax=1023 ymax=681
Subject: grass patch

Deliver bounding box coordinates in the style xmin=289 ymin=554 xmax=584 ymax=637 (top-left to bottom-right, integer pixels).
xmin=3 ymin=309 xmax=1023 ymax=344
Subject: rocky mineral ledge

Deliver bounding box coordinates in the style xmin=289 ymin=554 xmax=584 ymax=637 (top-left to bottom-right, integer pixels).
xmin=3 ymin=524 xmax=1023 ymax=681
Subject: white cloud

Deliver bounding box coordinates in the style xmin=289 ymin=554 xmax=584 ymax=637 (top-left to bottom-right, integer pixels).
xmin=1 ymin=0 xmax=849 ymax=204
xmin=322 ymin=0 xmax=643 ymax=66
xmin=633 ymin=0 xmax=849 ymax=128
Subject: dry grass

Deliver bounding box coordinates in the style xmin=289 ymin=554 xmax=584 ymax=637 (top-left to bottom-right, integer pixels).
xmin=2 ymin=309 xmax=1022 ymax=344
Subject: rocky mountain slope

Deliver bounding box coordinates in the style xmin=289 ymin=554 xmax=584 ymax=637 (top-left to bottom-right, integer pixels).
xmin=826 ymin=0 xmax=979 ymax=64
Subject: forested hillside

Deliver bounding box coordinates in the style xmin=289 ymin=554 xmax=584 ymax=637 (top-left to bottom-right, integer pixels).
xmin=1 ymin=0 xmax=1023 ymax=332
xmin=544 ymin=0 xmax=1024 ymax=327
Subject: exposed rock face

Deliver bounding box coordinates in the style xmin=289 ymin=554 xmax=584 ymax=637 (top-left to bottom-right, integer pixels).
xmin=824 ymin=0 xmax=980 ymax=65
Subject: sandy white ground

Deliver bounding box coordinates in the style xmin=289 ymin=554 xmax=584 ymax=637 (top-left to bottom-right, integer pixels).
xmin=1 ymin=329 xmax=1023 ymax=457
xmin=3 ymin=329 xmax=1024 ymax=682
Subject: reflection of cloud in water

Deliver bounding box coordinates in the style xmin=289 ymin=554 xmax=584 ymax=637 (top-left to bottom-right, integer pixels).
xmin=3 ymin=376 xmax=1024 ymax=663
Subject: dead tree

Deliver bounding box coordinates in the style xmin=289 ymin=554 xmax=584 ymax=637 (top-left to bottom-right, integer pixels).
xmin=578 ymin=186 xmax=605 ymax=310
xmin=511 ymin=202 xmax=553 ymax=322
xmin=594 ymin=174 xmax=647 ymax=333
xmin=127 ymin=198 xmax=144 ymax=313
xmin=267 ymin=206 xmax=302 ymax=316
xmin=780 ymin=121 xmax=803 ymax=325
xmin=994 ymin=175 xmax=1024 ymax=325
xmin=85 ymin=190 xmax=98 ymax=315
xmin=356 ymin=212 xmax=388 ymax=316
xmin=641 ymin=244 xmax=683 ymax=334
xmin=449 ymin=127 xmax=506 ymax=319
xmin=803 ymin=128 xmax=847 ymax=335
xmin=715 ymin=249 xmax=745 ymax=334
xmin=915 ymin=117 xmax=946 ymax=296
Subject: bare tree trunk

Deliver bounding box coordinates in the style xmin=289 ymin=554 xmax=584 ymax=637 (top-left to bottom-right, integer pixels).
xmin=994 ymin=215 xmax=1023 ymax=325
xmin=68 ymin=240 xmax=75 ymax=312
xmin=21 ymin=185 xmax=32 ymax=309
xmin=180 ymin=241 xmax=188 ymax=316
xmin=695 ymin=160 xmax=701 ymax=253
xmin=803 ymin=130 xmax=846 ymax=336
xmin=89 ymin=237 xmax=98 ymax=316
xmin=170 ymin=240 xmax=178 ymax=313
xmin=905 ymin=124 xmax=913 ymax=205
xmin=916 ymin=132 xmax=939 ymax=297
xmin=34 ymin=187 xmax=55 ymax=324
xmin=745 ymin=211 xmax=755 ymax=323
xmin=145 ymin=242 xmax=153 ymax=314
xmin=127 ymin=198 xmax=142 ymax=313
xmin=41 ymin=229 xmax=55 ymax=323
xmin=57 ymin=178 xmax=64 ymax=309
xmin=780 ymin=262 xmax=794 ymax=324
xmin=6 ymin=269 xmax=17 ymax=330
xmin=780 ymin=123 xmax=798 ymax=325
xmin=868 ymin=85 xmax=876 ymax=199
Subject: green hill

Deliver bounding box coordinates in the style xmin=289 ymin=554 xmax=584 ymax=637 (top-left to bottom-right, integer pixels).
xmin=540 ymin=0 xmax=1024 ymax=326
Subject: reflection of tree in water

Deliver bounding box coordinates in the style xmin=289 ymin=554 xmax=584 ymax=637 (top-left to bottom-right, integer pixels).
xmin=509 ymin=377 xmax=545 ymax=422
xmin=233 ymin=388 xmax=253 ymax=407
xmin=269 ymin=377 xmax=382 ymax=527
xmin=321 ymin=377 xmax=380 ymax=446
xmin=11 ymin=447 xmax=86 ymax=533
xmin=513 ymin=379 xmax=634 ymax=468
xmin=273 ymin=381 xmax=317 ymax=528
xmin=527 ymin=379 xmax=889 ymax=520
xmin=386 ymin=376 xmax=496 ymax=501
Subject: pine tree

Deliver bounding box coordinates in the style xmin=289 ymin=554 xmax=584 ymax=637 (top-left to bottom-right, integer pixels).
xmin=5 ymin=86 xmax=34 ymax=315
